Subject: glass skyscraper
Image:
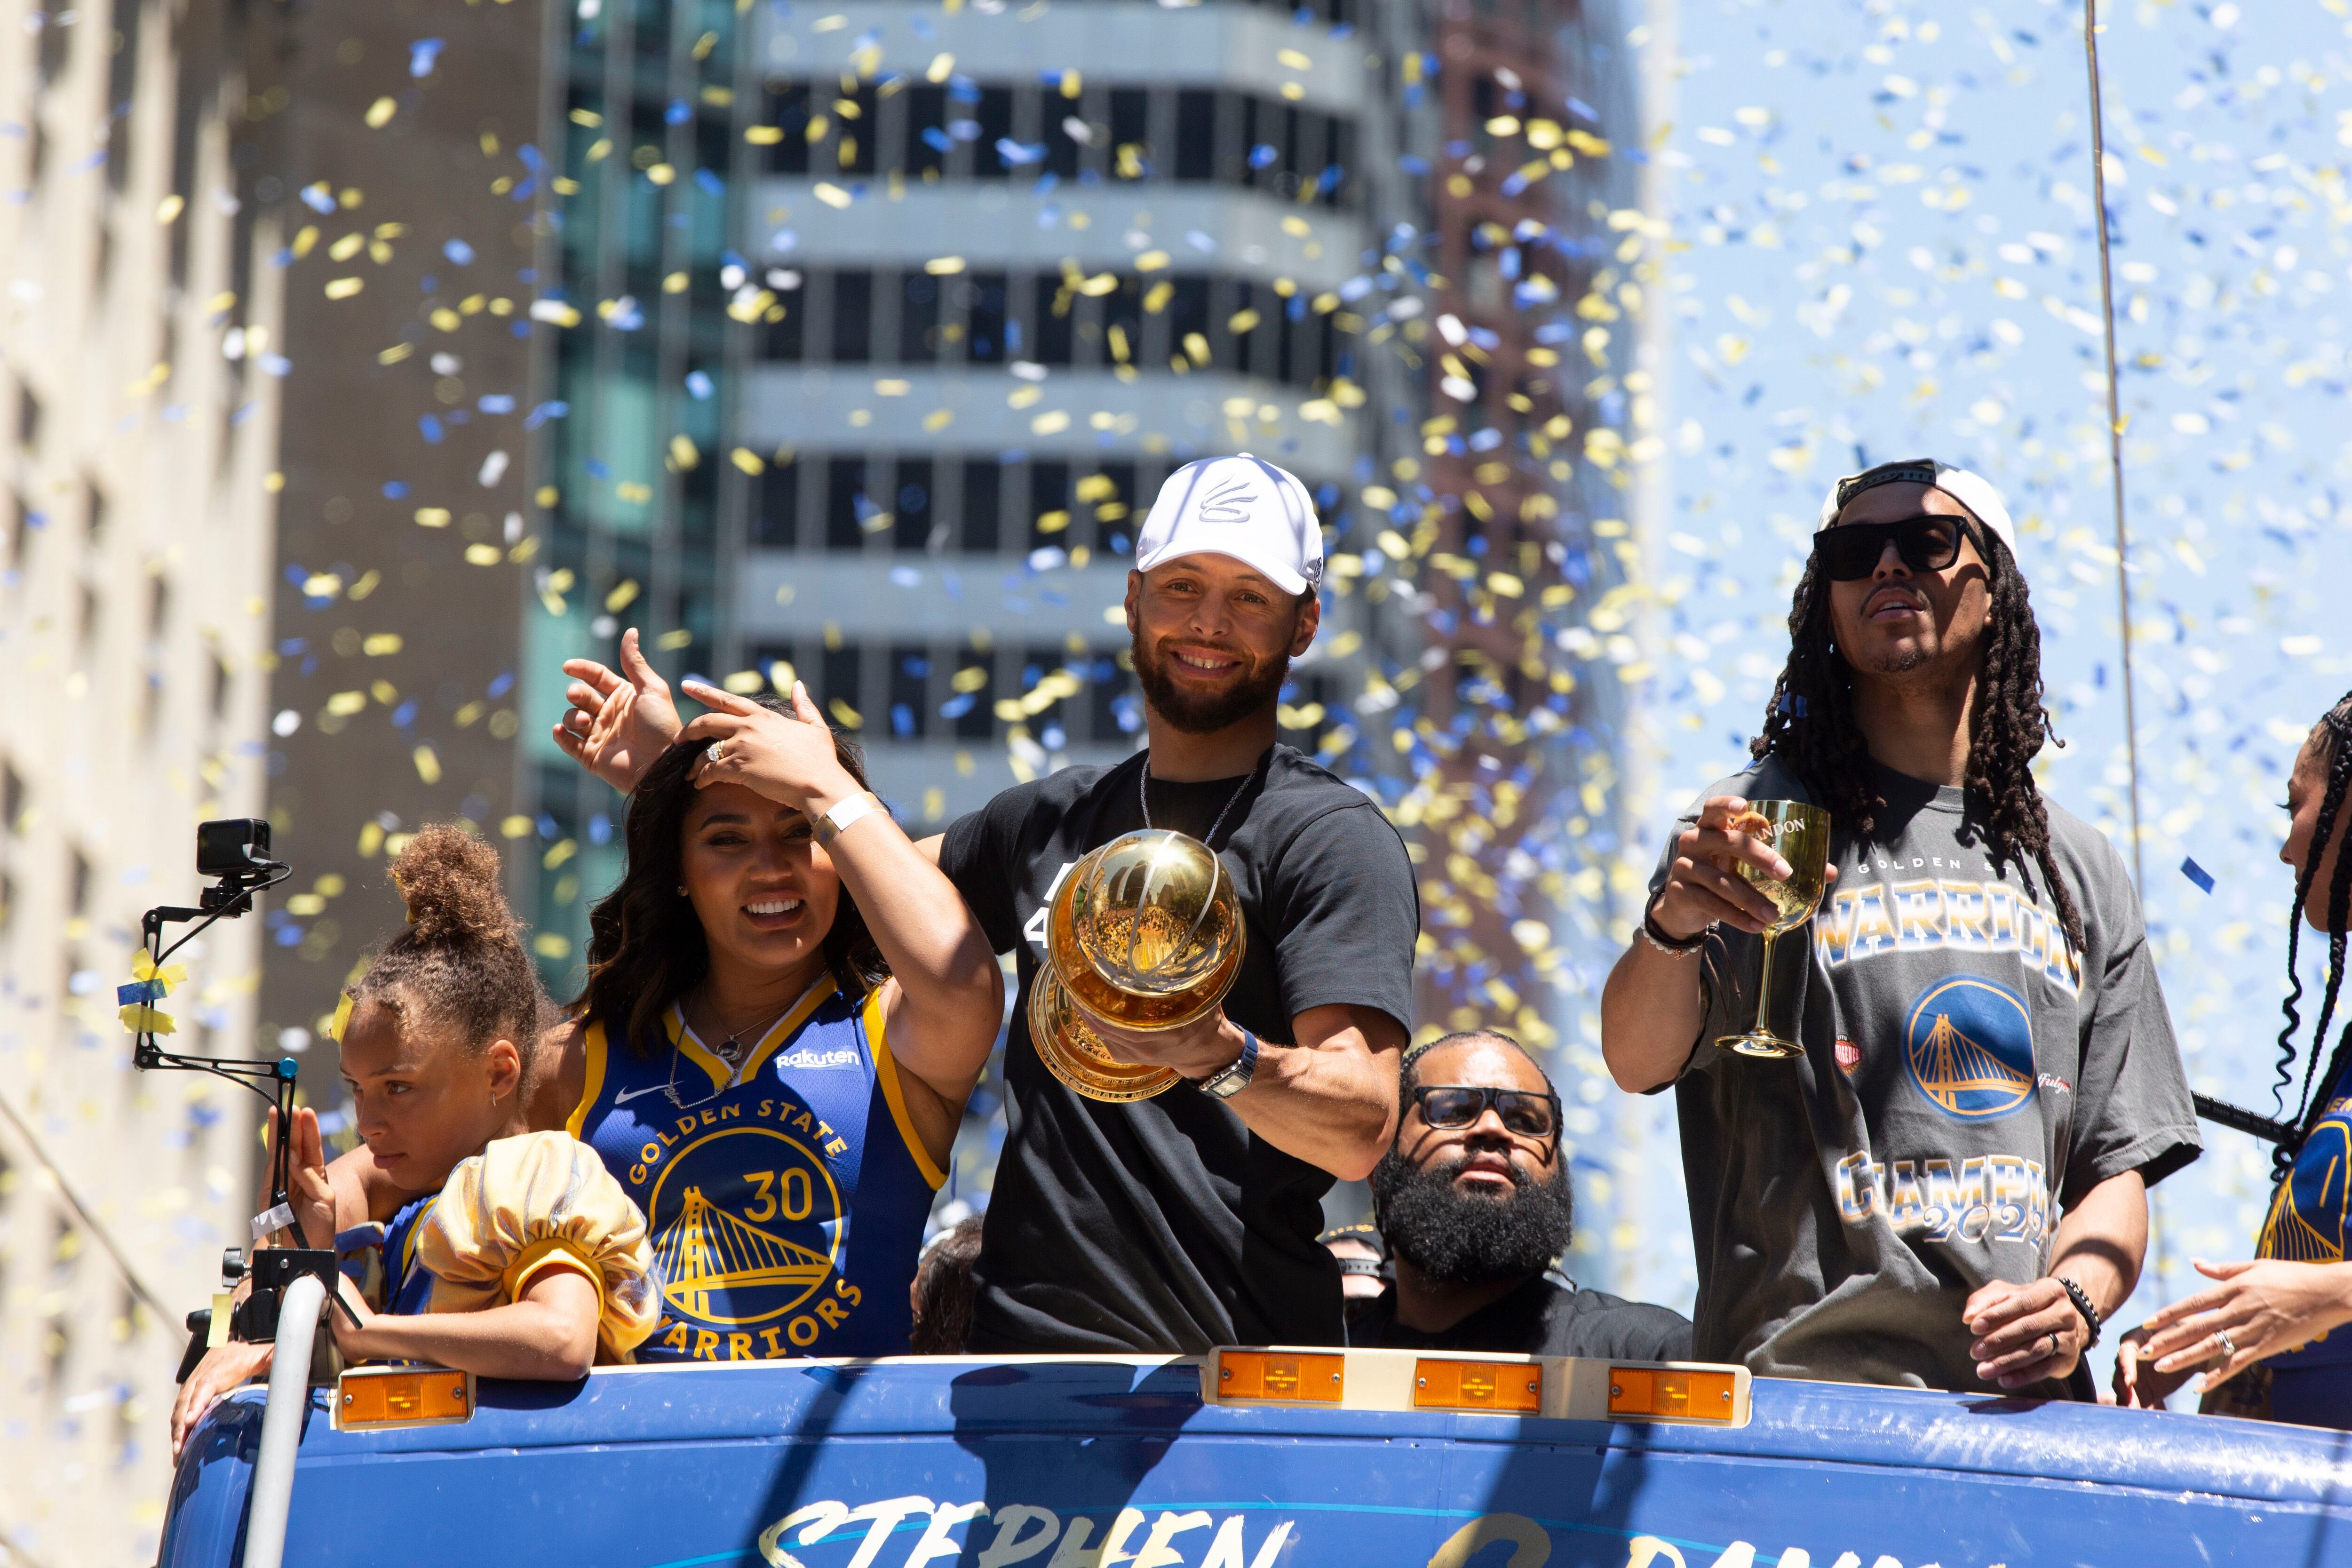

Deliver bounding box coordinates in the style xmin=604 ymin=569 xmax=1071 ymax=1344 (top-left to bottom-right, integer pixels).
xmin=522 ymin=0 xmax=1438 ymax=966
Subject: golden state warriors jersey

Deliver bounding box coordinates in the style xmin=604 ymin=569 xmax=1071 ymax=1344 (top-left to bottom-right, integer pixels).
xmin=569 ymin=979 xmax=942 ymax=1361
xmin=2260 ymin=1063 xmax=2352 ymax=1381
xmin=380 ymin=1193 xmax=438 ymax=1315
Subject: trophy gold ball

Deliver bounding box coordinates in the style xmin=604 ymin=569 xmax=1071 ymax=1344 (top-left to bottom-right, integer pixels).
xmin=1031 ymin=830 xmax=1247 ymax=1102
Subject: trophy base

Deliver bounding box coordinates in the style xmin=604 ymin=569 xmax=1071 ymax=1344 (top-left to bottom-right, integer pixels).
xmin=1029 ymin=971 xmax=1184 ymax=1103
xmin=1716 ymin=1029 xmax=1804 ymax=1060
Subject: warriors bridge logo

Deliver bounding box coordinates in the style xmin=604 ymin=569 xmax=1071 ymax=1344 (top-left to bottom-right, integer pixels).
xmin=645 ymin=1111 xmax=847 ymax=1345
xmin=1902 ymin=975 xmax=2036 ymax=1121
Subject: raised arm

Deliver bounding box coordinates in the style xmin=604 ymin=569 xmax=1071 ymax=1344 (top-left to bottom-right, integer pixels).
xmin=170 ymin=1108 xmax=410 ymax=1458
xmin=1601 ymin=795 xmax=1809 ymax=1092
xmin=553 ymin=627 xmax=687 ymax=794
xmin=679 ymin=679 xmax=1002 ymax=1165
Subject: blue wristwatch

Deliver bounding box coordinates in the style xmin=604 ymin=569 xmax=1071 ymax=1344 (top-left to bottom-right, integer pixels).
xmin=1198 ymin=1028 xmax=1258 ymax=1100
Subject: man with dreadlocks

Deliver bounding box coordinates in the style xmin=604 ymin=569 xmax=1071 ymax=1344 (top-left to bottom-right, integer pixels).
xmin=2115 ymin=690 xmax=2352 ymax=1427
xmin=1600 ymin=458 xmax=2200 ymax=1396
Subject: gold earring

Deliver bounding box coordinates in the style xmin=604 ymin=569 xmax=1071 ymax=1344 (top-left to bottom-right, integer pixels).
xmin=677 ymin=885 xmax=689 ymax=896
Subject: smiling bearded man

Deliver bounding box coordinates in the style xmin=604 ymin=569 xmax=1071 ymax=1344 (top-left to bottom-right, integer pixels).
xmin=1599 ymin=458 xmax=2199 ymax=1398
xmin=925 ymin=454 xmax=1420 ymax=1353
xmin=550 ymin=454 xmax=1420 ymax=1355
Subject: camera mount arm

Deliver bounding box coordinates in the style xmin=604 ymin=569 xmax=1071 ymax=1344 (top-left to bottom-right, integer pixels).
xmin=132 ymin=842 xmax=359 ymax=1334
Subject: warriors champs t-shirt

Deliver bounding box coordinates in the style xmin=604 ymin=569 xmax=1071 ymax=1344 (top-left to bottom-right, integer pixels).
xmin=939 ymin=745 xmax=1420 ymax=1354
xmin=1647 ymin=755 xmax=2200 ymax=1390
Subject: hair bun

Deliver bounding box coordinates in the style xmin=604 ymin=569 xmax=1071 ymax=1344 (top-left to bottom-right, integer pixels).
xmin=389 ymin=825 xmax=518 ymax=947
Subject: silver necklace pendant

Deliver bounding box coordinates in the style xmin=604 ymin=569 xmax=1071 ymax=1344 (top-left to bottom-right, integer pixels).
xmin=1138 ymin=755 xmax=1252 ymax=848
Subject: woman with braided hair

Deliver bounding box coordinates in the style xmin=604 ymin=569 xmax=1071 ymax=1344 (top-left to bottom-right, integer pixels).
xmin=1602 ymin=458 xmax=2200 ymax=1396
xmin=2115 ymin=690 xmax=2352 ymax=1426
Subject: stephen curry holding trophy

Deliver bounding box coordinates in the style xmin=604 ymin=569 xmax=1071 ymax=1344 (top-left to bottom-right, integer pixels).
xmin=558 ymin=455 xmax=1420 ymax=1355
xmin=937 ymin=455 xmax=1419 ymax=1355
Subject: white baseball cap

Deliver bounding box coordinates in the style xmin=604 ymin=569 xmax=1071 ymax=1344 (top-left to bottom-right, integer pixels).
xmin=1816 ymin=458 xmax=2018 ymax=560
xmin=1135 ymin=454 xmax=1324 ymax=596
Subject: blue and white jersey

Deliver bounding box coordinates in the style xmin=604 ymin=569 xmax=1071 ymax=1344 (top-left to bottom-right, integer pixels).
xmin=568 ymin=979 xmax=942 ymax=1361
xmin=378 ymin=1193 xmax=439 ymax=1317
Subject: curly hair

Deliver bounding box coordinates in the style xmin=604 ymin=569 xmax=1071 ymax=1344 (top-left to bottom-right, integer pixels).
xmin=346 ymin=825 xmax=548 ymax=1059
xmin=1751 ymin=522 xmax=2085 ymax=956
xmin=574 ymin=698 xmax=889 ymax=1055
xmin=910 ymin=1213 xmax=985 ymax=1354
xmin=2272 ymin=691 xmax=2352 ymax=1179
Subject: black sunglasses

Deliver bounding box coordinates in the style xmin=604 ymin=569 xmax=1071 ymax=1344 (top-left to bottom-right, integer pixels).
xmin=1410 ymin=1084 xmax=1561 ymax=1141
xmin=1814 ymin=515 xmax=1976 ymax=581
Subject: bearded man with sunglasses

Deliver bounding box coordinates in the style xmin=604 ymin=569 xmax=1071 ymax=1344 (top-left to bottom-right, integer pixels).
xmin=1601 ymin=459 xmax=2198 ymax=1395
xmin=1358 ymin=1030 xmax=1690 ymax=1359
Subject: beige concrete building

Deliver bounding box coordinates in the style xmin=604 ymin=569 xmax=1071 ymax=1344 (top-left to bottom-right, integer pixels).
xmin=0 ymin=0 xmax=286 ymax=1557
xmin=0 ymin=0 xmax=547 ymax=1547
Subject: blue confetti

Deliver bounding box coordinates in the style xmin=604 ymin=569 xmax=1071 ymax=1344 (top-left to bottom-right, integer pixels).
xmin=443 ymin=238 xmax=475 ymax=265
xmin=409 ymin=38 xmax=444 ymax=78
xmin=2181 ymin=858 xmax=2215 ymax=894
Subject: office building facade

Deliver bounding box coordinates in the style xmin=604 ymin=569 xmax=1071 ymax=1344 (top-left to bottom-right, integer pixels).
xmin=0 ymin=0 xmax=281 ymax=1556
xmin=524 ymin=0 xmax=1434 ymax=948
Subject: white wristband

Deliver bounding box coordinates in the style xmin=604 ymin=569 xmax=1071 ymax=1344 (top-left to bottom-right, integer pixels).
xmin=814 ymin=791 xmax=883 ymax=848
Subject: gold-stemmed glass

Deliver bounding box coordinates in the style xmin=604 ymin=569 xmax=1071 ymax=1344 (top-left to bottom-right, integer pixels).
xmin=1715 ymin=800 xmax=1831 ymax=1059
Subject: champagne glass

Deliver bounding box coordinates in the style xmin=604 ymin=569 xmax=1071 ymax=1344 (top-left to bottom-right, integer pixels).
xmin=1715 ymin=800 xmax=1831 ymax=1059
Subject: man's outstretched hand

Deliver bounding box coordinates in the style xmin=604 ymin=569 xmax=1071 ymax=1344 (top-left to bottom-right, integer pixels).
xmin=554 ymin=627 xmax=685 ymax=793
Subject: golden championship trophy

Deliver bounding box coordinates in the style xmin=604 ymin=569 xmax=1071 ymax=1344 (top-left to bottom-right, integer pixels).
xmin=1715 ymin=800 xmax=1831 ymax=1059
xmin=1029 ymin=829 xmax=1247 ymax=1102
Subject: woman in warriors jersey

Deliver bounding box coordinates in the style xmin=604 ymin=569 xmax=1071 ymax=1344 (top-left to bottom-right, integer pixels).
xmin=2117 ymin=690 xmax=2352 ymax=1425
xmin=533 ymin=677 xmax=1003 ymax=1360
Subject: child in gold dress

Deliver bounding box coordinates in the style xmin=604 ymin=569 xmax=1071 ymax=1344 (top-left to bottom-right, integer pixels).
xmin=277 ymin=824 xmax=660 ymax=1375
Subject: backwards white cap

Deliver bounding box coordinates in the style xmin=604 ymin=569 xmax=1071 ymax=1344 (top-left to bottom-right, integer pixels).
xmin=1135 ymin=454 xmax=1324 ymax=596
xmin=1816 ymin=458 xmax=2017 ymax=559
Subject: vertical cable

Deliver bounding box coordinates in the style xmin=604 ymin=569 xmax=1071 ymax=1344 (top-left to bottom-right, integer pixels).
xmin=2083 ymin=0 xmax=2165 ymax=1302
xmin=2082 ymin=0 xmax=2147 ymax=897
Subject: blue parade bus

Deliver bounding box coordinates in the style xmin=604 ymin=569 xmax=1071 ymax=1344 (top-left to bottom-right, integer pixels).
xmin=161 ymin=1344 xmax=2351 ymax=1567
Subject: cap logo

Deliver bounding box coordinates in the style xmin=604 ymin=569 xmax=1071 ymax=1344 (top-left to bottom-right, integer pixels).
xmin=1196 ymin=476 xmax=1255 ymax=525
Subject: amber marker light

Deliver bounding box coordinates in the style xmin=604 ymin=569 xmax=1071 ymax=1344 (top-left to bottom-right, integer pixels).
xmin=334 ymin=1366 xmax=475 ymax=1432
xmin=1606 ymin=1367 xmax=1738 ymax=1423
xmin=1414 ymin=1358 xmax=1541 ymax=1413
xmin=1214 ymin=1350 xmax=1345 ymax=1404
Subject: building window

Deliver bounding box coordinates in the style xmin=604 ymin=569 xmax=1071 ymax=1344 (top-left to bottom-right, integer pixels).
xmin=958 ymin=272 xmax=1008 ymax=363
xmin=887 ymin=645 xmax=929 ymax=740
xmin=760 ymin=85 xmax=814 ymax=175
xmin=898 ymin=271 xmax=942 ymax=362
xmin=830 ymin=271 xmax=872 ymax=363
xmin=973 ymin=88 xmax=1014 ymax=180
xmin=756 ymin=80 xmax=1357 ymax=208
xmin=825 ymin=458 xmax=870 ymax=549
xmin=960 ymin=461 xmax=1001 ymax=553
xmin=894 ymin=458 xmax=933 ymax=552
xmin=905 ymin=85 xmax=948 ymax=179
xmin=818 ymin=644 xmax=862 ymax=728
xmin=761 ymin=269 xmax=1350 ymax=390
xmin=755 ymin=459 xmax=799 ymax=547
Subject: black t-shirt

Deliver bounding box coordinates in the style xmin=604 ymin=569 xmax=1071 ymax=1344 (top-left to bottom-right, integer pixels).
xmin=939 ymin=745 xmax=1420 ymax=1353
xmin=1356 ymin=1272 xmax=1694 ymax=1362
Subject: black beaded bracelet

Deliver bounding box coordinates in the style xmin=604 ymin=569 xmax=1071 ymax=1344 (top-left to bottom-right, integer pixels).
xmin=2056 ymin=1275 xmax=2103 ymax=1348
xmin=1641 ymin=899 xmax=1711 ymax=956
